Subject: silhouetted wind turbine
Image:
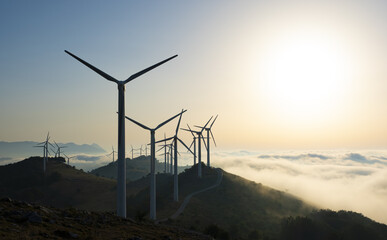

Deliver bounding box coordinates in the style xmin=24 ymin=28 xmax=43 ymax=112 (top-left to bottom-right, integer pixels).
xmin=54 ymin=141 xmax=67 ymax=158
xmin=63 ymin=153 xmax=76 ymax=165
xmin=194 ymin=115 xmax=218 ymax=167
xmin=181 ymin=117 xmax=212 ymax=178
xmin=130 ymin=145 xmax=134 ymax=159
xmin=65 ymin=50 xmax=177 ymax=218
xmin=36 ymin=132 xmax=52 ymax=173
xmin=106 ymin=146 xmax=117 ymax=162
xmin=125 ymin=109 xmax=186 ymax=220
xmin=188 ymin=126 xmax=197 ymax=165
xmin=155 ymin=112 xmax=192 ymax=202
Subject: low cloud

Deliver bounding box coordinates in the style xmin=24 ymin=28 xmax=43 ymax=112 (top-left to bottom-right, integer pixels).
xmin=212 ymin=150 xmax=387 ymax=224
xmin=75 ymin=155 xmax=101 ymax=162
xmin=0 ymin=157 xmax=12 ymax=162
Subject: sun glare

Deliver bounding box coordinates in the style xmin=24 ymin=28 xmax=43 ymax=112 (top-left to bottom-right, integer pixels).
xmin=256 ymin=31 xmax=353 ymax=125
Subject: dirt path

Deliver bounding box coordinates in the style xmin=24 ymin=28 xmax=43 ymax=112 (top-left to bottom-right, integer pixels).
xmin=157 ymin=168 xmax=223 ymax=223
xmin=169 ymin=168 xmax=223 ymax=220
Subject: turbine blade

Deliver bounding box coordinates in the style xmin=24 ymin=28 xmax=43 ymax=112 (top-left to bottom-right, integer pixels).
xmin=187 ymin=124 xmax=196 ymax=137
xmin=157 ymin=146 xmax=166 ymax=152
xmin=188 ymin=140 xmax=194 ymax=149
xmin=124 ymin=116 xmax=151 ymax=130
xmin=194 ymin=125 xmax=204 ymax=129
xmin=65 ymin=50 xmax=119 ymax=83
xmin=202 ymin=135 xmax=208 ymax=151
xmin=155 ymin=109 xmax=187 ymax=130
xmin=124 ymin=55 xmax=178 ymax=83
xmin=201 ymin=116 xmax=213 ymax=134
xmin=154 ymin=136 xmax=174 ymax=144
xmin=209 ymin=114 xmax=218 ymax=129
xmin=175 ymin=109 xmax=185 ymax=135
xmin=178 ymin=138 xmax=194 ymax=155
xmin=210 ymin=130 xmax=217 ymax=147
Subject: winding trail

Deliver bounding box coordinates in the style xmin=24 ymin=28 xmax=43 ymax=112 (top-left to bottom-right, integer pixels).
xmin=168 ymin=168 xmax=223 ymax=220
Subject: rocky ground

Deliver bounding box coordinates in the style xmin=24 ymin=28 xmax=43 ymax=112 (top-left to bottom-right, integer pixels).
xmin=0 ymin=197 xmax=212 ymax=240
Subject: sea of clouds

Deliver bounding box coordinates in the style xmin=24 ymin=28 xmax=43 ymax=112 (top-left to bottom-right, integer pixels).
xmin=211 ymin=149 xmax=387 ymax=224
xmin=2 ymin=148 xmax=387 ymax=224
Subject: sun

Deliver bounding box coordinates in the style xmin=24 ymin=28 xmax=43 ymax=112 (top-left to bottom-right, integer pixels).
xmin=255 ymin=31 xmax=353 ymax=125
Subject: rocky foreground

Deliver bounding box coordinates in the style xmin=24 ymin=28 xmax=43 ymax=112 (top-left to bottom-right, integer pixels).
xmin=0 ymin=198 xmax=211 ymax=240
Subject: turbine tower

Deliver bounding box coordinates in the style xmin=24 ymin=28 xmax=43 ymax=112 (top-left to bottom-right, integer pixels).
xmin=106 ymin=146 xmax=117 ymax=162
xmin=194 ymin=115 xmax=218 ymax=167
xmin=65 ymin=50 xmax=177 ymax=218
xmin=63 ymin=153 xmax=76 ymax=165
xmin=36 ymin=132 xmax=52 ymax=173
xmin=125 ymin=109 xmax=186 ymax=220
xmin=181 ymin=117 xmax=212 ymax=178
xmin=155 ymin=113 xmax=193 ymax=202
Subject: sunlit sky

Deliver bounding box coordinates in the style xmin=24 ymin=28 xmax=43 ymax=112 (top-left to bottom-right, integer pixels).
xmin=1 ymin=0 xmax=387 ymax=151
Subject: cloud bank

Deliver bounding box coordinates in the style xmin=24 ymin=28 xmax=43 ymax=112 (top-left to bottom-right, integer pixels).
xmin=212 ymin=150 xmax=387 ymax=224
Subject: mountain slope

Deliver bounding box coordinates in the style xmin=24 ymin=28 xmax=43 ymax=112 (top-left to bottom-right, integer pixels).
xmin=90 ymin=155 xmax=189 ymax=181
xmin=0 ymin=157 xmax=116 ymax=211
xmin=0 ymin=197 xmax=211 ymax=240
xmin=1 ymin=157 xmax=387 ymax=240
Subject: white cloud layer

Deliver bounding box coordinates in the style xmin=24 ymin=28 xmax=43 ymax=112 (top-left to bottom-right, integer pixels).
xmin=212 ymin=149 xmax=387 ymax=224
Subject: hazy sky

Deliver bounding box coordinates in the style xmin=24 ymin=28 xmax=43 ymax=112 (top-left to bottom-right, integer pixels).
xmin=1 ymin=0 xmax=387 ymax=151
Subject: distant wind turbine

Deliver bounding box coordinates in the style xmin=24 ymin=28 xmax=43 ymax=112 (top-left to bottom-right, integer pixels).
xmin=54 ymin=141 xmax=67 ymax=158
xmin=194 ymin=115 xmax=218 ymax=167
xmin=155 ymin=112 xmax=193 ymax=202
xmin=35 ymin=132 xmax=52 ymax=173
xmin=181 ymin=117 xmax=212 ymax=178
xmin=125 ymin=109 xmax=186 ymax=220
xmin=106 ymin=146 xmax=117 ymax=162
xmin=63 ymin=153 xmax=76 ymax=165
xmin=65 ymin=50 xmax=177 ymax=218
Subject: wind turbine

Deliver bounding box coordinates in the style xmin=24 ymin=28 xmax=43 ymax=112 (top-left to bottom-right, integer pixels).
xmin=186 ymin=125 xmax=197 ymax=165
xmin=124 ymin=109 xmax=186 ymax=220
xmin=144 ymin=145 xmax=149 ymax=156
xmin=54 ymin=141 xmax=67 ymax=158
xmin=181 ymin=117 xmax=212 ymax=178
xmin=65 ymin=50 xmax=177 ymax=218
xmin=194 ymin=115 xmax=218 ymax=167
xmin=155 ymin=113 xmax=193 ymax=202
xmin=156 ymin=134 xmax=170 ymax=173
xmin=63 ymin=153 xmax=76 ymax=165
xmin=36 ymin=132 xmax=52 ymax=173
xmin=130 ymin=145 xmax=134 ymax=159
xmin=106 ymin=146 xmax=117 ymax=162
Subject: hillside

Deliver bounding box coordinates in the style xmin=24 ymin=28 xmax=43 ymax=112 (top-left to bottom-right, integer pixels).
xmin=281 ymin=210 xmax=387 ymax=240
xmin=90 ymin=155 xmax=189 ymax=181
xmin=0 ymin=197 xmax=211 ymax=240
xmin=126 ymin=165 xmax=316 ymax=239
xmin=0 ymin=157 xmax=116 ymax=211
xmin=1 ymin=157 xmax=387 ymax=239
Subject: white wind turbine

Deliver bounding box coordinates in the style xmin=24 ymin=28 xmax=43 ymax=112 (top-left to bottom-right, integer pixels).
xmin=35 ymin=132 xmax=53 ymax=174
xmin=155 ymin=113 xmax=193 ymax=202
xmin=63 ymin=153 xmax=76 ymax=165
xmin=125 ymin=109 xmax=186 ymax=220
xmin=194 ymin=115 xmax=218 ymax=167
xmin=181 ymin=117 xmax=212 ymax=178
xmin=65 ymin=50 xmax=177 ymax=218
xmin=106 ymin=146 xmax=117 ymax=162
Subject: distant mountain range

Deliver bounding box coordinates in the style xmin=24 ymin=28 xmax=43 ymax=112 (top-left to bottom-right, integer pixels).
xmin=0 ymin=141 xmax=106 ymax=160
